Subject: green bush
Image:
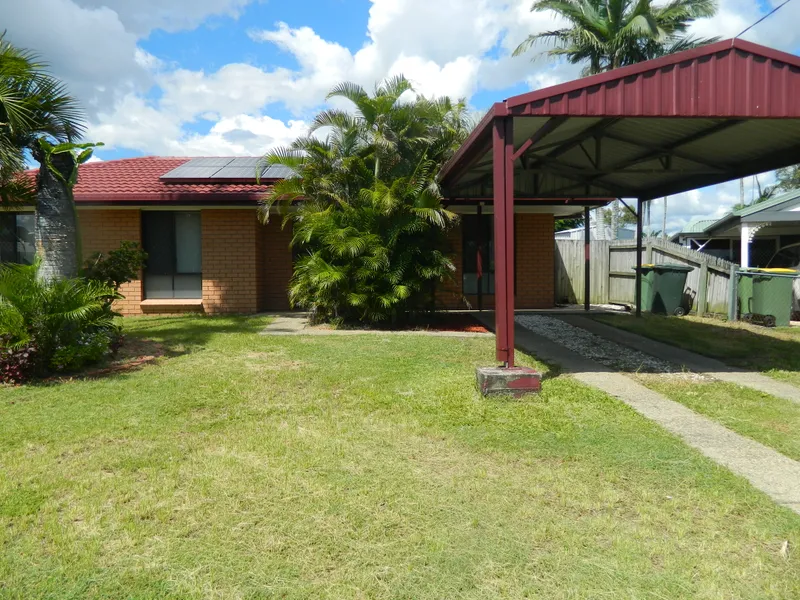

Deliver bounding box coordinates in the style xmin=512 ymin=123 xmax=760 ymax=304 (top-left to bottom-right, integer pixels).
xmin=81 ymin=241 xmax=147 ymax=291
xmin=0 ymin=262 xmax=121 ymax=381
xmin=261 ymin=76 xmax=470 ymax=325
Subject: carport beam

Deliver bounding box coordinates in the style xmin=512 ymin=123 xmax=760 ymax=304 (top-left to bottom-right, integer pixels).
xmin=636 ymin=199 xmax=643 ymax=317
xmin=584 ymin=206 xmax=591 ymax=311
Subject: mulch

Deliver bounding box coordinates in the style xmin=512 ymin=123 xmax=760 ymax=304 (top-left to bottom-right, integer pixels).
xmin=312 ymin=313 xmax=490 ymax=334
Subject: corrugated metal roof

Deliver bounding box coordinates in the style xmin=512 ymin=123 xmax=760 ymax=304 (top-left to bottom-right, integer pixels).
xmin=441 ymin=39 xmax=800 ymax=203
xmin=504 ymin=39 xmax=800 ymax=118
xmin=733 ymin=188 xmax=800 ymax=217
xmin=679 ymin=216 xmax=719 ymax=234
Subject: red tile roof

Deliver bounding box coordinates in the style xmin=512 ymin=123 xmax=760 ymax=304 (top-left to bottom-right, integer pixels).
xmin=25 ymin=156 xmax=276 ymax=205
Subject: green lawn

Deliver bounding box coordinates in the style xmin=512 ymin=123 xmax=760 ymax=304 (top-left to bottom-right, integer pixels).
xmin=637 ymin=376 xmax=800 ymax=462
xmin=595 ymin=313 xmax=800 ymax=386
xmin=1 ymin=316 xmax=799 ymax=598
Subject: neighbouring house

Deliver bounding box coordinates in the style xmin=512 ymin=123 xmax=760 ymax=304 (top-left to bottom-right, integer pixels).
xmin=554 ymin=213 xmax=635 ymax=241
xmin=4 ymin=156 xmax=582 ymax=315
xmin=673 ymin=189 xmax=800 ymax=268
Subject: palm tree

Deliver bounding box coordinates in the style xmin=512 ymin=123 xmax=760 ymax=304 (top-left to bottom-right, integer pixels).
xmin=259 ymin=77 xmax=471 ymax=324
xmin=0 ymin=34 xmax=87 ymax=280
xmin=514 ymin=0 xmax=719 ymax=76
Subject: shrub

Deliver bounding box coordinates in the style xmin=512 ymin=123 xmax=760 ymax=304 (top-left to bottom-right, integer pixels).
xmin=0 ymin=338 xmax=38 ymax=384
xmin=81 ymin=241 xmax=147 ymax=291
xmin=260 ymin=76 xmax=470 ymax=325
xmin=49 ymin=330 xmax=116 ymax=372
xmin=0 ymin=262 xmax=121 ymax=382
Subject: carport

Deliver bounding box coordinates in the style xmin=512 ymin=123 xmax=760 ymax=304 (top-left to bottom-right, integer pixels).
xmin=440 ymin=38 xmax=800 ymax=369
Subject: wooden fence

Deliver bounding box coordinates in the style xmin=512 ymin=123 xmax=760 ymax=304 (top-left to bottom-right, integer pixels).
xmin=555 ymin=238 xmax=735 ymax=315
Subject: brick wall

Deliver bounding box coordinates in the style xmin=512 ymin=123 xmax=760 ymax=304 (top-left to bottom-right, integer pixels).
xmin=78 ymin=209 xmax=142 ymax=315
xmin=435 ymin=224 xmax=464 ymax=309
xmin=201 ymin=210 xmax=260 ymax=314
xmin=435 ymin=212 xmax=556 ymax=310
xmin=516 ymin=213 xmax=555 ymax=308
xmin=75 ymin=208 xmax=555 ymax=316
xmin=261 ymin=219 xmax=294 ymax=310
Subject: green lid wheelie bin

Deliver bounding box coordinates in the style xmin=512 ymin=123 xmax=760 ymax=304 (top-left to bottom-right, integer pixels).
xmin=737 ymin=268 xmax=797 ymax=327
xmin=633 ymin=264 xmax=694 ymax=316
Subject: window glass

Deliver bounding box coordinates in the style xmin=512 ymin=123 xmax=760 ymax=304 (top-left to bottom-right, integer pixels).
xmin=15 ymin=214 xmax=35 ymax=264
xmin=462 ymin=213 xmax=494 ymax=295
xmin=175 ymin=212 xmax=202 ymax=273
xmin=142 ymin=211 xmax=202 ymax=299
xmin=0 ymin=214 xmax=15 ymax=263
xmin=0 ymin=213 xmax=35 ymax=264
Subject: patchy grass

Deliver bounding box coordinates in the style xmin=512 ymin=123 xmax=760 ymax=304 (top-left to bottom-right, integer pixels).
xmin=595 ymin=313 xmax=800 ymax=385
xmin=1 ymin=315 xmax=799 ymax=599
xmin=638 ymin=375 xmax=800 ymax=462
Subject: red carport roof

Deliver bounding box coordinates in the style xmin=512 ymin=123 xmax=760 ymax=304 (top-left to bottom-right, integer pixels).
xmin=24 ymin=156 xmax=276 ymax=205
xmin=441 ymin=38 xmax=800 ymax=202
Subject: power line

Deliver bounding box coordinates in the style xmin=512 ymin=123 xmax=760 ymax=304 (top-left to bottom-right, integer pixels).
xmin=736 ymin=0 xmax=795 ymax=39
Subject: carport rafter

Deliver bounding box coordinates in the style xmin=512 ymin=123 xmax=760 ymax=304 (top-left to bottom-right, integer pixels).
xmin=641 ymin=141 xmax=800 ymax=200
xmin=546 ymin=119 xmax=746 ymax=197
xmin=526 ymin=118 xmax=623 ymax=171
xmin=512 ymin=116 xmax=569 ymax=162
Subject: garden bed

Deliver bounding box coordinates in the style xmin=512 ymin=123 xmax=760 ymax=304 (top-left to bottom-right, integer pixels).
xmin=37 ymin=338 xmax=165 ymax=384
xmin=311 ymin=312 xmax=490 ymax=334
xmin=310 ymin=312 xmax=491 ymax=334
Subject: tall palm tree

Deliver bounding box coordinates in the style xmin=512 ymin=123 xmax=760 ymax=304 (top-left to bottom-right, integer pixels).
xmin=514 ymin=0 xmax=719 ymax=76
xmin=0 ymin=34 xmax=86 ymax=280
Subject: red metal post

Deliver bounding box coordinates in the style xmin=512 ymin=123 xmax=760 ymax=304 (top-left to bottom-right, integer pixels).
xmin=584 ymin=206 xmax=591 ymax=311
xmin=492 ymin=115 xmax=515 ymax=367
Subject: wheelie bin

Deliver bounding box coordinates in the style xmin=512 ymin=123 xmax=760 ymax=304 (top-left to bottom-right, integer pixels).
xmin=634 ymin=264 xmax=694 ymax=316
xmin=737 ymin=268 xmax=798 ymax=327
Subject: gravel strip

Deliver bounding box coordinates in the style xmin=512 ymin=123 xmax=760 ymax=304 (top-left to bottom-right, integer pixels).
xmin=516 ymin=314 xmax=677 ymax=374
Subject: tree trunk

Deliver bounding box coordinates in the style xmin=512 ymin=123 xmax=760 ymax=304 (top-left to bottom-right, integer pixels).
xmin=610 ymin=199 xmax=619 ymax=240
xmin=34 ymin=150 xmax=79 ymax=281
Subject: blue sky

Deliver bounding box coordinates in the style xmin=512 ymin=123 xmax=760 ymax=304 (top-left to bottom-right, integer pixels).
xmin=6 ymin=0 xmax=799 ymax=230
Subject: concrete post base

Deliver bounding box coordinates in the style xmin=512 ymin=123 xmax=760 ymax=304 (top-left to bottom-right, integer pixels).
xmin=476 ymin=366 xmax=542 ymax=397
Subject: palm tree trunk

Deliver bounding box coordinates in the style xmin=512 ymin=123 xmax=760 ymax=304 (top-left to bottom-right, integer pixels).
xmin=34 ymin=150 xmax=80 ymax=281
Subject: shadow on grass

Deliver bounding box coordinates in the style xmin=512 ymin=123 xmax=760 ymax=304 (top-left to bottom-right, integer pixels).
xmin=595 ymin=314 xmax=800 ymax=375
xmin=120 ymin=315 xmax=269 ymax=357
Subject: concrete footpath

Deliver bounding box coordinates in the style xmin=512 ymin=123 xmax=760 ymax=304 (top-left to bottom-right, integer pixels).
xmin=557 ymin=314 xmax=800 ymax=405
xmin=477 ymin=314 xmax=800 ymax=515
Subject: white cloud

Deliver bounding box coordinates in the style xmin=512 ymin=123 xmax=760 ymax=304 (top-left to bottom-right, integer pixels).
xmin=75 ymin=0 xmax=253 ymax=35
xmin=88 ymin=94 xmax=307 ymax=155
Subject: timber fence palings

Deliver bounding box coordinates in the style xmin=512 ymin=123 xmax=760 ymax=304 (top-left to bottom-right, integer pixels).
xmin=555 ymin=238 xmax=736 ymax=316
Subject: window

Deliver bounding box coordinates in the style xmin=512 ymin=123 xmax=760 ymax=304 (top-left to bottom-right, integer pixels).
xmin=462 ymin=214 xmax=494 ymax=295
xmin=0 ymin=213 xmax=35 ymax=265
xmin=142 ymin=211 xmax=202 ymax=299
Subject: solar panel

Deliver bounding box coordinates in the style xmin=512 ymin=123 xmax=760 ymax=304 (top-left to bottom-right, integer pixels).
xmin=160 ymin=157 xmax=290 ymax=181
xmin=213 ymin=166 xmax=263 ymax=179
xmin=160 ymin=166 xmax=226 ymax=179
xmin=261 ymin=165 xmax=295 ymax=179
xmin=185 ymin=157 xmax=234 ymax=167
xmin=227 ymin=157 xmax=262 ymax=167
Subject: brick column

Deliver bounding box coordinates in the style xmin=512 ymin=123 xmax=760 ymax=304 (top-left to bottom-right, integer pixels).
xmin=261 ymin=219 xmax=294 ymax=311
xmin=516 ymin=213 xmax=555 ymax=309
xmin=78 ymin=209 xmax=142 ymax=315
xmin=201 ymin=210 xmax=259 ymax=314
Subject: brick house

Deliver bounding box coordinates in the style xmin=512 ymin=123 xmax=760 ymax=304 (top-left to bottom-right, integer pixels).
xmin=3 ymin=156 xmax=579 ymax=315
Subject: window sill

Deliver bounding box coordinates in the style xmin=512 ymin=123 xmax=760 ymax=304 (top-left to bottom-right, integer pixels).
xmin=140 ymin=299 xmax=203 ymax=307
